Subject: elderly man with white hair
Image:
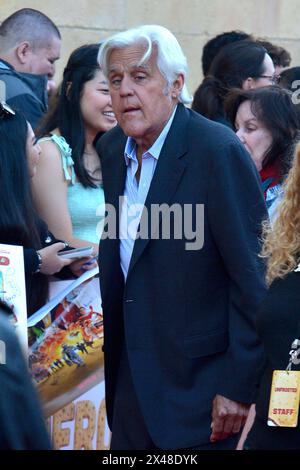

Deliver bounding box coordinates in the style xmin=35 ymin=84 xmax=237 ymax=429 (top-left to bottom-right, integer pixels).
xmin=97 ymin=24 xmax=267 ymax=450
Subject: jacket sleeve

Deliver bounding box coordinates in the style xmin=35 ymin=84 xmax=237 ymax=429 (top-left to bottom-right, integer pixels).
xmin=7 ymin=94 xmax=46 ymax=131
xmin=23 ymin=219 xmax=62 ymax=275
xmin=207 ymin=137 xmax=268 ymax=404
xmin=23 ymin=248 xmax=40 ymax=275
xmin=23 ymin=218 xmax=75 ymax=278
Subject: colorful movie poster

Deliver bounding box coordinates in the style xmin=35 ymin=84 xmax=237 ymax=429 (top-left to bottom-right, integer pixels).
xmin=28 ymin=268 xmax=104 ymax=417
xmin=0 ymin=243 xmax=27 ymax=350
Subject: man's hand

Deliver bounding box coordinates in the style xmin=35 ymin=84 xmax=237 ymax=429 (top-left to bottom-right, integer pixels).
xmin=210 ymin=394 xmax=250 ymax=442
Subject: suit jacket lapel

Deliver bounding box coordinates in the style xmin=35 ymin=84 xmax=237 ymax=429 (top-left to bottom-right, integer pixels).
xmin=101 ymin=127 xmax=127 ymax=238
xmin=127 ymin=104 xmax=189 ymax=278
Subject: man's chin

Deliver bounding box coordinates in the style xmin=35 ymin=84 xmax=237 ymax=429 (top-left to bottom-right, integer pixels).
xmin=121 ymin=124 xmax=144 ymax=139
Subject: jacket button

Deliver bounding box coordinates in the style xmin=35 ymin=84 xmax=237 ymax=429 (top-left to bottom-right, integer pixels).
xmin=125 ymin=299 xmax=134 ymax=303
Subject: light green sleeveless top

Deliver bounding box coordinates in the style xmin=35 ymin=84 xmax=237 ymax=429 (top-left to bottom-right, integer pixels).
xmin=39 ymin=134 xmax=105 ymax=244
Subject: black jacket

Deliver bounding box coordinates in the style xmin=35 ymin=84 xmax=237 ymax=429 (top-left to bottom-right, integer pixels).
xmin=97 ymin=104 xmax=268 ymax=449
xmin=0 ymin=59 xmax=47 ymax=130
xmin=246 ymin=271 xmax=300 ymax=449
xmin=0 ymin=306 xmax=51 ymax=449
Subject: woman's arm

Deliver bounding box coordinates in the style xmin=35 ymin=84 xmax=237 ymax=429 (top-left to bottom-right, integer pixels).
xmin=31 ymin=140 xmax=98 ymax=254
xmin=23 ymin=243 xmax=72 ymax=275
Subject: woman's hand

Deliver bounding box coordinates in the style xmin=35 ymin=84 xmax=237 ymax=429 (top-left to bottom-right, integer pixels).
xmin=69 ymin=256 xmax=98 ymax=277
xmin=38 ymin=242 xmax=72 ymax=275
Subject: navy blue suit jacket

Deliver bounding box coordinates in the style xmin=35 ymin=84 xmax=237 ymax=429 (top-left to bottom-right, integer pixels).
xmin=97 ymin=104 xmax=267 ymax=449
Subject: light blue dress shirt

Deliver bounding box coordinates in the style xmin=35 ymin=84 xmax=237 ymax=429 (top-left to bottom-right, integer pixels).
xmin=120 ymin=106 xmax=177 ymax=280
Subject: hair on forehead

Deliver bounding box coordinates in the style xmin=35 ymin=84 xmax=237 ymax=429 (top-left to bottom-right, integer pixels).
xmin=98 ymin=24 xmax=192 ymax=105
xmin=0 ymin=8 xmax=60 ymax=51
xmin=107 ymin=45 xmax=155 ymax=74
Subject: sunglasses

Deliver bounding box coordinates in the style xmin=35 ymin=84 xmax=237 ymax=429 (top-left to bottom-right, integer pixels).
xmin=0 ymin=101 xmax=15 ymax=119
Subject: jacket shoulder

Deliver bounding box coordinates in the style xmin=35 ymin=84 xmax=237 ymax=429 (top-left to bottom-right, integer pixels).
xmin=186 ymin=108 xmax=250 ymax=160
xmin=187 ymin=108 xmax=236 ymax=141
xmin=96 ymin=125 xmax=126 ymax=159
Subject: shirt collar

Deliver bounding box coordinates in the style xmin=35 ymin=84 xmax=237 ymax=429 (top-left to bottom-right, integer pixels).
xmin=0 ymin=59 xmax=13 ymax=70
xmin=124 ymin=105 xmax=177 ymax=166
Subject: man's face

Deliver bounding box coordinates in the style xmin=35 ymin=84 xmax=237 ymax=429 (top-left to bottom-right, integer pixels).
xmin=26 ymin=35 xmax=61 ymax=78
xmin=107 ymin=43 xmax=182 ymax=152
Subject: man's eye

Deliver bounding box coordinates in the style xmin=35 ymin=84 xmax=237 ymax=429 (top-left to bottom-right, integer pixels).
xmin=134 ymin=75 xmax=146 ymax=81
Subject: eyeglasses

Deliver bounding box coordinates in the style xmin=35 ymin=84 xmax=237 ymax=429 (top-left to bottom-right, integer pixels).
xmin=257 ymin=75 xmax=281 ymax=85
xmin=0 ymin=101 xmax=15 ymax=119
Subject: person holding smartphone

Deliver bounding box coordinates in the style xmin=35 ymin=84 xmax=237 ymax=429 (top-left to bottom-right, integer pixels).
xmin=0 ymin=104 xmax=96 ymax=316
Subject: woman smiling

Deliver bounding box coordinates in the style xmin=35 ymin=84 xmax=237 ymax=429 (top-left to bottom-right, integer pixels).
xmin=32 ymin=44 xmax=117 ymax=255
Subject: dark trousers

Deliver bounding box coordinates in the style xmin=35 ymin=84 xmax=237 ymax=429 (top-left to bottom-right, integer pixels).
xmin=110 ymin=346 xmax=156 ymax=450
xmin=110 ymin=347 xmax=240 ymax=451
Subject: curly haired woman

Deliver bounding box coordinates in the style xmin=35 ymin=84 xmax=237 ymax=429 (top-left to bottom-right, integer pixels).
xmin=244 ymin=142 xmax=300 ymax=449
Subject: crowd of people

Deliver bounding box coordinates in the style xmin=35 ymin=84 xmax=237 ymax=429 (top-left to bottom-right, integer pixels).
xmin=1 ymin=7 xmax=300 ymax=452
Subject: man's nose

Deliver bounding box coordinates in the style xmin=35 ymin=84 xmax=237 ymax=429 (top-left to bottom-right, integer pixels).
xmin=119 ymin=76 xmax=134 ymax=96
xmin=48 ymin=64 xmax=55 ymax=79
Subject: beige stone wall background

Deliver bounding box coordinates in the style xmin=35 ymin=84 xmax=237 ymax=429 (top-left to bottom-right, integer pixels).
xmin=0 ymin=0 xmax=300 ymax=96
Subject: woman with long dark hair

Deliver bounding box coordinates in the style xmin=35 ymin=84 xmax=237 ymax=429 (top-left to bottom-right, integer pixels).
xmin=32 ymin=44 xmax=116 ymax=254
xmin=192 ymin=40 xmax=275 ymax=127
xmin=0 ymin=104 xmax=94 ymax=316
xmin=0 ymin=104 xmax=74 ymax=315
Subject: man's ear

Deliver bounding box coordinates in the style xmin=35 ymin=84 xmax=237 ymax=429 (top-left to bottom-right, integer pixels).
xmin=171 ymin=73 xmax=184 ymax=100
xmin=242 ymin=77 xmax=255 ymax=90
xmin=15 ymin=41 xmax=31 ymax=65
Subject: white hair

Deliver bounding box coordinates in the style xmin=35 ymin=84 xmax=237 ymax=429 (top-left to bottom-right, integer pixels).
xmin=98 ymin=24 xmax=192 ymax=105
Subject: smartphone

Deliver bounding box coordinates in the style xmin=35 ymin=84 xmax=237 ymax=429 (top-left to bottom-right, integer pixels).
xmin=58 ymin=246 xmax=93 ymax=259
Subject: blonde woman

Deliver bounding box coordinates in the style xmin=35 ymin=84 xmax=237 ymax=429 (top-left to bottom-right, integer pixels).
xmin=244 ymin=142 xmax=300 ymax=449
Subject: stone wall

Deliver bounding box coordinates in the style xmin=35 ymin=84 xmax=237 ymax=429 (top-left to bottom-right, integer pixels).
xmin=1 ymin=0 xmax=300 ymax=95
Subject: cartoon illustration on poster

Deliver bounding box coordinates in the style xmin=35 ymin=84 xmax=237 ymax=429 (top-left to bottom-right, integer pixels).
xmin=28 ymin=268 xmax=104 ymax=417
